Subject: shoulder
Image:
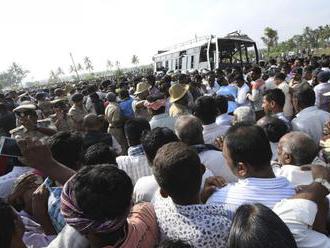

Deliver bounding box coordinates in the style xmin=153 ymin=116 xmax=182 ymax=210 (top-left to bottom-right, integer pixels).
xmin=128 ymin=202 xmax=157 ymax=228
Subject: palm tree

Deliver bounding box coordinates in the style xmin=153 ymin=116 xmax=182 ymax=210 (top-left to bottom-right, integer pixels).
xmin=106 ymin=59 xmax=113 ymax=71
xmin=115 ymin=60 xmax=120 ymax=69
xmin=131 ymin=55 xmax=139 ymax=66
xmin=261 ymin=27 xmax=279 ymax=55
xmin=7 ymin=62 xmax=29 ymax=88
xmin=69 ymin=65 xmax=75 ymax=74
xmin=57 ymin=67 xmax=65 ymax=82
xmin=49 ymin=70 xmax=58 ymax=83
xmin=84 ymin=56 xmax=94 ymax=72
xmin=77 ymin=63 xmax=83 ymax=72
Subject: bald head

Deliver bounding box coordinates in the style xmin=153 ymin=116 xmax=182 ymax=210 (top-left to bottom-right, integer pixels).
xmin=278 ymin=132 xmax=318 ymax=166
xmin=175 ymin=115 xmax=204 ymax=145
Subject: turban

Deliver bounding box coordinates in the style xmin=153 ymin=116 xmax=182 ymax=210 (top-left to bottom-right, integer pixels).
xmin=61 ymin=175 xmax=130 ymax=234
xmin=144 ymin=99 xmax=166 ymax=111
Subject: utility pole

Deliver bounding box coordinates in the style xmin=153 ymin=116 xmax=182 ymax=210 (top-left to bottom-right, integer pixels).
xmin=69 ymin=52 xmax=80 ymax=80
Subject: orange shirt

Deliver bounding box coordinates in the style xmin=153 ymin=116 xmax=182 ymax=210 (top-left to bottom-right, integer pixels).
xmin=104 ymin=203 xmax=159 ymax=248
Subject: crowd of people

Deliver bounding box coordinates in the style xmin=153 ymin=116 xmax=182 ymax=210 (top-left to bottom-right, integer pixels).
xmin=0 ymin=54 xmax=330 ymax=247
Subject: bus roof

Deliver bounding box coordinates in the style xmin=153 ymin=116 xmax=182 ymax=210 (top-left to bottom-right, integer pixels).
xmin=153 ymin=32 xmax=256 ymax=59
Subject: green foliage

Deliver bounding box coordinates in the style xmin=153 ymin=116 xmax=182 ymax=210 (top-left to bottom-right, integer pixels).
xmin=261 ymin=27 xmax=279 ymax=55
xmin=84 ymin=56 xmax=94 ymax=72
xmin=0 ymin=62 xmax=29 ymax=89
xmin=264 ymin=25 xmax=330 ymax=58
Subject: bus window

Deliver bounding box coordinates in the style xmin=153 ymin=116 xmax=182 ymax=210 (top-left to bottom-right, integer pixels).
xmin=175 ymin=59 xmax=179 ymax=70
xmin=156 ymin=62 xmax=162 ymax=70
xmin=199 ymin=45 xmax=207 ymax=62
xmin=191 ymin=56 xmax=194 ymax=69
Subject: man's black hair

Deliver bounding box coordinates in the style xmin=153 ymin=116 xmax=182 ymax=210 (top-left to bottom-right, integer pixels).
xmin=225 ymin=123 xmax=272 ymax=170
xmin=274 ymin=72 xmax=286 ymax=81
xmin=74 ymin=164 xmax=133 ymax=220
xmin=293 ymin=85 xmax=315 ymax=108
xmin=258 ymin=117 xmax=288 ymax=143
xmin=193 ymin=96 xmax=218 ymax=125
xmin=215 ymin=95 xmax=228 ymax=114
xmin=141 ymin=127 xmax=178 ymax=163
xmin=251 ymin=66 xmax=262 ymax=75
xmin=264 ymin=89 xmax=285 ymax=109
xmin=83 ymin=143 xmax=117 ymax=166
xmin=48 ymin=131 xmax=84 ymax=170
xmin=153 ymin=142 xmax=202 ymax=201
xmin=228 ymin=203 xmax=297 ymax=248
xmin=124 ymin=118 xmax=151 ymax=146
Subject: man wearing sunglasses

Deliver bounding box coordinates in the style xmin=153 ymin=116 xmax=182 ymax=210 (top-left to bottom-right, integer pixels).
xmin=10 ymin=104 xmax=56 ymax=139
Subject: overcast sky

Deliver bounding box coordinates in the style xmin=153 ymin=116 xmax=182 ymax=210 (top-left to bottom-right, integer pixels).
xmin=1 ymin=0 xmax=330 ymax=81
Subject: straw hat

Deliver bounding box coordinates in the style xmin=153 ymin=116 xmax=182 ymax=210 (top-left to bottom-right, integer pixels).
xmin=169 ymin=84 xmax=189 ymax=103
xmin=134 ymin=82 xmax=151 ymax=95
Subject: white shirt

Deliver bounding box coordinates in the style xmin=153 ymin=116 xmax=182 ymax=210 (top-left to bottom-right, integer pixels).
xmin=216 ymin=113 xmax=233 ymax=126
xmin=0 ymin=166 xmax=33 ymax=198
xmin=207 ymin=176 xmax=295 ymax=218
xmin=133 ymin=175 xmax=159 ymax=203
xmin=116 ymin=146 xmax=152 ymax=185
xmin=199 ymin=150 xmax=237 ymax=183
xmin=206 ymin=81 xmax=221 ymax=95
xmin=291 ymin=106 xmax=330 ymax=144
xmin=47 ymin=224 xmax=88 ymax=248
xmin=134 ymin=169 xmax=214 ymax=203
xmin=270 ymin=142 xmax=278 ymax=161
xmin=202 ymin=122 xmax=229 ymax=145
xmin=236 ymin=83 xmax=250 ymax=107
xmin=265 ymin=77 xmax=277 ymax=90
xmin=273 ymin=164 xmax=313 ymax=186
xmin=273 ymin=199 xmax=330 ymax=248
xmin=277 ymin=81 xmax=293 ymax=118
xmin=149 ymin=113 xmax=176 ymax=131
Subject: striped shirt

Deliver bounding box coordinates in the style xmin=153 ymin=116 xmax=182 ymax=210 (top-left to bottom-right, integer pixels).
xmin=116 ymin=145 xmax=153 ymax=185
xmin=207 ymin=177 xmax=295 ymax=218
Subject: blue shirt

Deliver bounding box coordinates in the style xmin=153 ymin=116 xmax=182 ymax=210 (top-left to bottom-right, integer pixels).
xmin=119 ymin=97 xmax=134 ymax=119
xmin=216 ymin=85 xmax=238 ymax=113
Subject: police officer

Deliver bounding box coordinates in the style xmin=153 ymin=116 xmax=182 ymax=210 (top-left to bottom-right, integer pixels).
xmin=10 ymin=104 xmax=56 ymax=139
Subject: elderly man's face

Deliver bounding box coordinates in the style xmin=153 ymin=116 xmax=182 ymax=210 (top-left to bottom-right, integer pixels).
xmin=277 ymin=138 xmax=286 ymax=165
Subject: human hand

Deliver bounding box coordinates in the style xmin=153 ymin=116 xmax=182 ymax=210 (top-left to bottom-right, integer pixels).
xmin=32 ymin=184 xmax=49 ymax=221
xmin=17 ymin=138 xmax=54 ymax=171
xmin=201 ymin=176 xmax=227 ymax=203
xmin=8 ymin=174 xmax=41 ymax=211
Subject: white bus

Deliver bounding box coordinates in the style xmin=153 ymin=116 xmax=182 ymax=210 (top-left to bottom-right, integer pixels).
xmin=153 ymin=31 xmax=259 ymax=72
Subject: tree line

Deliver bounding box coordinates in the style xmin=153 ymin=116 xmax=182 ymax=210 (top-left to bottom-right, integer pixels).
xmin=0 ymin=54 xmax=140 ymax=89
xmin=261 ymin=25 xmax=330 ymax=56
